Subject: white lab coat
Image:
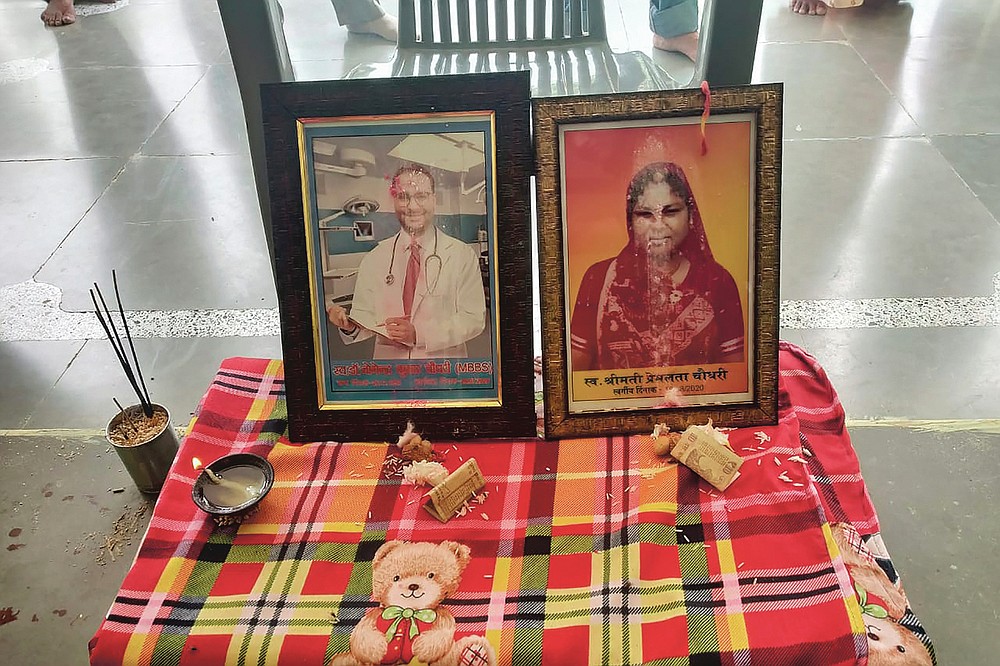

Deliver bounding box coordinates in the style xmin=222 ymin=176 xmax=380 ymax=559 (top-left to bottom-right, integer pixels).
xmin=342 ymin=227 xmax=487 ymax=359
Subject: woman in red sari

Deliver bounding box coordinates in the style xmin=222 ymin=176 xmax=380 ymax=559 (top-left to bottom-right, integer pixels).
xmin=570 ymin=162 xmax=745 ymax=371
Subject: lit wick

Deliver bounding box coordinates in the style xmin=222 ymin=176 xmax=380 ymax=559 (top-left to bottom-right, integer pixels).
xmin=192 ymin=457 xmax=227 ymax=485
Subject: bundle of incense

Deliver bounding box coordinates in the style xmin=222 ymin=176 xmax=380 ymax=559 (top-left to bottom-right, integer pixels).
xmin=91 ymin=270 xmax=153 ymax=418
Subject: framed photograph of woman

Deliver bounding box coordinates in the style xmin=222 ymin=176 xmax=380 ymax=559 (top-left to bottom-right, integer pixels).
xmin=262 ymin=73 xmax=536 ymax=443
xmin=534 ymin=84 xmax=782 ymax=439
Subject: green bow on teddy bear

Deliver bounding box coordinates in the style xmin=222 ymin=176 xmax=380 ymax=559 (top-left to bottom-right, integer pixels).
xmin=381 ymin=606 xmax=438 ymax=641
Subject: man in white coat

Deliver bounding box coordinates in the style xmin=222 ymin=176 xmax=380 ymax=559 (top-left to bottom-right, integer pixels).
xmin=326 ymin=164 xmax=487 ymax=360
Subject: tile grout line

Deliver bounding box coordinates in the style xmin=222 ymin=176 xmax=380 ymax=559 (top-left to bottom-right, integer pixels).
xmin=19 ymin=339 xmax=89 ymax=430
xmin=840 ymin=23 xmax=922 ymax=136
xmin=30 ymin=64 xmax=214 ymax=281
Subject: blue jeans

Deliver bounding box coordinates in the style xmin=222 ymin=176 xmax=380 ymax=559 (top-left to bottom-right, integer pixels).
xmin=330 ymin=0 xmax=383 ymax=27
xmin=650 ymin=0 xmax=699 ymax=39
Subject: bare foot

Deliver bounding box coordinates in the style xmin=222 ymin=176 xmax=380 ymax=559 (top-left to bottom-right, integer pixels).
xmin=346 ymin=13 xmax=398 ymax=42
xmin=790 ymin=0 xmax=829 ymax=15
xmin=41 ymin=0 xmax=75 ymax=26
xmin=652 ymin=31 xmax=699 ymax=62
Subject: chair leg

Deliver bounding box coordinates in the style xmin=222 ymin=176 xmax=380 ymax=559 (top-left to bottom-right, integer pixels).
xmin=702 ymin=0 xmax=763 ymax=86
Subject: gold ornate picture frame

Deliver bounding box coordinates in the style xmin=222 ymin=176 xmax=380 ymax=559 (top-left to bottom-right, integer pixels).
xmin=534 ymin=84 xmax=782 ymax=439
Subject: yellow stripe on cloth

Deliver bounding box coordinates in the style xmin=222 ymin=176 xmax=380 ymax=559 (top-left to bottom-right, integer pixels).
xmin=190 ymin=595 xmax=252 ymax=634
xmin=822 ymin=523 xmax=867 ymax=636
xmin=123 ymin=557 xmax=200 ymax=663
xmin=715 ymin=540 xmax=750 ymax=652
xmin=632 ymin=580 xmax=686 ymax=622
xmin=251 ymin=559 xmax=311 ymax=596
xmin=123 ymin=630 xmax=152 ymax=665
xmin=543 ymin=585 xmax=599 ymax=629
xmin=237 ymin=520 xmax=367 ymax=535
xmin=155 ymin=555 xmax=196 ymax=595
xmin=227 ymin=632 xmax=282 ymax=666
xmin=636 ymin=500 xmax=681 ymax=514
xmin=253 ymin=359 xmax=284 ymax=415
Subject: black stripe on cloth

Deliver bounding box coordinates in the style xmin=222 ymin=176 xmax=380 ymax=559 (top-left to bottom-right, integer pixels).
xmin=740 ymin=583 xmax=842 ymax=604
xmin=725 ymin=508 xmax=835 ymax=539
xmin=111 ymin=596 xmax=151 ymax=606
xmin=212 ymin=379 xmax=284 ymax=397
xmin=105 ymin=614 xmax=143 ymax=625
xmin=198 ymin=542 xmax=232 ymax=563
xmin=799 ymin=431 xmax=850 ymax=524
xmin=741 ymin=566 xmax=838 ymax=585
xmin=675 ymin=523 xmax=706 ymax=544
xmin=354 ymin=539 xmax=383 ymax=562
xmin=192 ymin=410 xmax=286 ymax=438
xmin=217 ymin=369 xmax=286 ymax=386
xmin=522 ymin=534 xmax=551 ymax=556
xmin=133 ymin=615 xmax=357 ymax=630
xmin=796 ymin=413 xmax=845 ymax=435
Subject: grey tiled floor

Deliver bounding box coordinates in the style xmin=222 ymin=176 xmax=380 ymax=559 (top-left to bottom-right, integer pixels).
xmin=1 ymin=0 xmax=998 ymax=663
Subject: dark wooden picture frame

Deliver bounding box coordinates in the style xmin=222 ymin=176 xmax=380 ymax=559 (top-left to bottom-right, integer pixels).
xmin=262 ymin=73 xmax=536 ymax=443
xmin=534 ymin=84 xmax=782 ymax=439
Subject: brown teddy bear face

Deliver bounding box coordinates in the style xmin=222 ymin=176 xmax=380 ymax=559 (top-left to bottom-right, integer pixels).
xmin=371 ymin=540 xmax=472 ymax=610
xmin=865 ymin=616 xmax=932 ymax=666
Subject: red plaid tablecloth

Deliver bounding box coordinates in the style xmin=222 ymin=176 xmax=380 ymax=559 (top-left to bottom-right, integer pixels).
xmin=88 ymin=342 xmax=934 ymax=665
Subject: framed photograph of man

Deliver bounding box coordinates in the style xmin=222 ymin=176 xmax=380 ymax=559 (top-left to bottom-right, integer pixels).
xmin=262 ymin=73 xmax=536 ymax=443
xmin=534 ymin=84 xmax=782 ymax=439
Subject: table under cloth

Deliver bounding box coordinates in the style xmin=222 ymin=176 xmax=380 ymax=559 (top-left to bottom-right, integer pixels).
xmin=89 ymin=342 xmax=935 ymax=665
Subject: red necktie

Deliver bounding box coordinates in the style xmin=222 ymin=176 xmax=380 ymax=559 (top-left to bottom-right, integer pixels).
xmin=402 ymin=241 xmax=421 ymax=316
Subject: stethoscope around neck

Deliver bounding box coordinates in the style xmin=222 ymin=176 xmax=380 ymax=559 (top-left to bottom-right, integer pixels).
xmin=384 ymin=226 xmax=443 ymax=295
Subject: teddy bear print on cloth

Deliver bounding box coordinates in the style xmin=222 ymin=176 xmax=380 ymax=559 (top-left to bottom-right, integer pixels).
xmin=330 ymin=540 xmax=496 ymax=666
xmin=831 ymin=524 xmax=933 ymax=665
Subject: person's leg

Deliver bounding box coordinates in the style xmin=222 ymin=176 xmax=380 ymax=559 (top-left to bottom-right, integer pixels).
xmin=41 ymin=0 xmax=75 ymax=25
xmin=330 ymin=0 xmax=397 ymax=41
xmin=789 ymin=0 xmax=829 ymax=15
xmin=650 ymin=0 xmax=700 ymax=62
xmin=41 ymin=0 xmax=118 ymax=26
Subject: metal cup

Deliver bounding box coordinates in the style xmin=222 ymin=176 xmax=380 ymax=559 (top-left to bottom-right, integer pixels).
xmin=106 ymin=403 xmax=180 ymax=493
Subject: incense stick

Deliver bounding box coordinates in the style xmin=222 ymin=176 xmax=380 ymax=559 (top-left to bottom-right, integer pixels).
xmin=91 ymin=289 xmax=146 ymax=412
xmin=112 ymin=270 xmax=151 ymax=411
xmin=91 ymin=276 xmax=153 ymax=418
xmin=113 ymin=397 xmax=138 ymax=445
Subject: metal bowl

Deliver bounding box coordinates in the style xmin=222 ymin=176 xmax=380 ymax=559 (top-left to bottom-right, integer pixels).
xmin=191 ymin=453 xmax=274 ymax=516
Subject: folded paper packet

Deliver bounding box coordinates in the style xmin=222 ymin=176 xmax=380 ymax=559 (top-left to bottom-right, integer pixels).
xmin=424 ymin=458 xmax=486 ymax=522
xmin=670 ymin=425 xmax=744 ymax=491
